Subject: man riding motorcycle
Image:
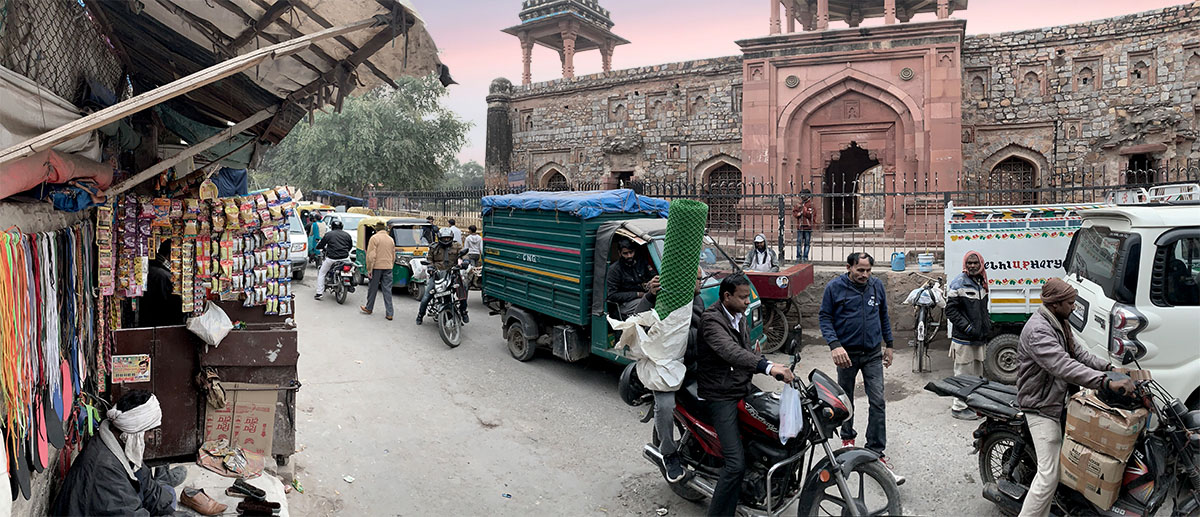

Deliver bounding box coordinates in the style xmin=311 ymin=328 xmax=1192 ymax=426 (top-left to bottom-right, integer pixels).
xmin=1015 ymin=278 xmax=1134 ymax=517
xmin=417 ymin=227 xmax=467 ymax=325
xmin=314 ymin=219 xmax=353 ymax=300
xmin=696 ymin=274 xmax=794 ymax=517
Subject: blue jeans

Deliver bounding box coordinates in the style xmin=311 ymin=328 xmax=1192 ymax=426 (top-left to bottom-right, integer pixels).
xmin=706 ymin=400 xmax=744 ymax=517
xmin=836 ymin=347 xmax=887 ymax=454
xmin=796 ymin=229 xmax=812 ymax=261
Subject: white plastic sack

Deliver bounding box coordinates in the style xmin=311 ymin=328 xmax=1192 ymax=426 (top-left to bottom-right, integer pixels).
xmin=187 ymin=301 xmax=233 ymax=347
xmin=606 ymin=303 xmax=691 ymax=392
xmin=778 ymin=384 xmax=803 ymax=444
xmin=903 ymin=285 xmax=946 ymax=307
xmin=410 ymin=259 xmax=429 ymax=281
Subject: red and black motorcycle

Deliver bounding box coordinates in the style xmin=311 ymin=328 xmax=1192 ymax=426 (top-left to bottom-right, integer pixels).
xmin=620 ymin=353 xmax=903 ymax=516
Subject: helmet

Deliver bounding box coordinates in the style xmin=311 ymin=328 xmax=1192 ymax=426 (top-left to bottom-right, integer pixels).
xmin=438 ymin=227 xmax=454 ymax=242
xmin=753 ymin=234 xmax=766 ymax=244
xmin=330 ymin=219 xmax=344 ymax=230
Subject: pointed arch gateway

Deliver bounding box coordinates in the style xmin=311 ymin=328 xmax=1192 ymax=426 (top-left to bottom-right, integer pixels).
xmin=778 ymin=70 xmax=924 ymax=232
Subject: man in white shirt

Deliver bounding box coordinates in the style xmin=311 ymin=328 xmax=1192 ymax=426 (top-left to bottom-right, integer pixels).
xmin=447 ymin=219 xmax=463 ymax=245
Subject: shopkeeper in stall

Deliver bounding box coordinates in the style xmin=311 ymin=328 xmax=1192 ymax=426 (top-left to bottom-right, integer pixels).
xmin=54 ymin=391 xmax=181 ymax=516
xmin=139 ymin=240 xmax=184 ymax=327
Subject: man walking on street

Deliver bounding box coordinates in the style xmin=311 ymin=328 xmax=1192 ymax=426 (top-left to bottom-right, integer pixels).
xmin=314 ymin=219 xmax=352 ymax=300
xmin=946 ymin=250 xmax=991 ymax=420
xmin=792 ymin=189 xmax=815 ymax=262
xmin=360 ymin=222 xmax=396 ymax=320
xmin=1016 ymin=278 xmax=1132 ymax=517
xmin=818 ymin=252 xmax=903 ymax=483
xmin=698 ymin=274 xmax=794 ymax=516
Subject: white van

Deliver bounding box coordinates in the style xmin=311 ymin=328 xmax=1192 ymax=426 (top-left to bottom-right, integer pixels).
xmin=1064 ymin=184 xmax=1200 ymax=410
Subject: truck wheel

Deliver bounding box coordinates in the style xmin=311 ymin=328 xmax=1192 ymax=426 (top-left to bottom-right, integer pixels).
xmin=506 ymin=324 xmax=536 ymax=362
xmin=984 ymin=334 xmax=1020 ymax=385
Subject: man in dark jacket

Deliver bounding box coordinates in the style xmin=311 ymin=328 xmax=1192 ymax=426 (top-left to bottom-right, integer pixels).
xmin=945 ymin=250 xmax=991 ymax=420
xmin=818 ymin=252 xmax=901 ymax=481
xmin=314 ymin=219 xmax=353 ymax=300
xmin=138 ymin=240 xmax=183 ymax=327
xmin=53 ymin=391 xmax=180 ymax=516
xmin=607 ymin=239 xmax=660 ymax=318
xmin=1015 ymin=278 xmax=1131 ymax=517
xmin=697 ymin=274 xmax=794 ymax=517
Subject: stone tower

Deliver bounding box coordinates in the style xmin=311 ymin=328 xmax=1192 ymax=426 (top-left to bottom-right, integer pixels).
xmin=502 ymin=0 xmax=630 ymax=85
xmin=485 ymin=78 xmax=514 ymax=188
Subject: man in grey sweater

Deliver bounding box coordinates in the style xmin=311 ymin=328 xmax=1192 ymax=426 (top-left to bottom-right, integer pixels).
xmin=1015 ymin=278 xmax=1133 ymax=517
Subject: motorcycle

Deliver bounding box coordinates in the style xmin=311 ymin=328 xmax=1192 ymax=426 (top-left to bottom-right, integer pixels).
xmin=620 ymin=352 xmax=903 ymax=516
xmin=421 ymin=260 xmax=467 ymax=348
xmin=320 ymin=258 xmax=356 ymax=305
xmin=925 ymin=356 xmax=1200 ymax=516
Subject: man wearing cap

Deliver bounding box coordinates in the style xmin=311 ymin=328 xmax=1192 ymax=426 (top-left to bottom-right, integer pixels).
xmin=361 ymin=221 xmax=397 ymax=320
xmin=1016 ymin=278 xmax=1134 ymax=517
xmin=742 ymin=234 xmax=779 ymax=272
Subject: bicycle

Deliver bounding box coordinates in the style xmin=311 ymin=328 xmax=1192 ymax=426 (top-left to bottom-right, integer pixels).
xmin=907 ymin=278 xmax=944 ymax=373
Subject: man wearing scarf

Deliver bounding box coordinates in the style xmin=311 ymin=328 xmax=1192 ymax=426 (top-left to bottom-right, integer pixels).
xmin=742 ymin=234 xmax=779 ymax=272
xmin=945 ymin=250 xmax=990 ymax=420
xmin=53 ymin=391 xmax=180 ymax=516
xmin=1015 ymin=278 xmax=1134 ymax=517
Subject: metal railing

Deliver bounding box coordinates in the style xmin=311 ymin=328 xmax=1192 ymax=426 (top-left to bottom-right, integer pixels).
xmin=365 ymin=165 xmax=1199 ymax=264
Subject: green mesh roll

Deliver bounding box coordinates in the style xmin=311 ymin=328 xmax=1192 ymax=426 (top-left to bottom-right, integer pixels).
xmin=655 ymin=199 xmax=709 ymax=319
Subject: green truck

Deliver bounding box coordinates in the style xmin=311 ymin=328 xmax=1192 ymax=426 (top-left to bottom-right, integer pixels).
xmin=480 ymin=190 xmax=765 ymax=364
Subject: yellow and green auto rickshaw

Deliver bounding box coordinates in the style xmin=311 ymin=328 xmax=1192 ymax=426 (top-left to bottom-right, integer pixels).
xmin=354 ymin=217 xmax=435 ymax=297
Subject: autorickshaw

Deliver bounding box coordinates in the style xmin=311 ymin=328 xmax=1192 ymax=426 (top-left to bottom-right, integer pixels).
xmin=354 ymin=216 xmax=434 ymax=297
xmin=481 ymin=190 xmax=765 ymax=364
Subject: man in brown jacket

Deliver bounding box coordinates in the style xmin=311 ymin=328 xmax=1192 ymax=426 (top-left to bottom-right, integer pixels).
xmin=1015 ymin=278 xmax=1132 ymax=517
xmin=360 ymin=222 xmax=396 ymax=320
xmin=697 ymin=274 xmax=794 ymax=516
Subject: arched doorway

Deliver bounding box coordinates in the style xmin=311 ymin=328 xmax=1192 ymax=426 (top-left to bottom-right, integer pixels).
xmin=824 ymin=142 xmax=879 ymax=229
xmin=989 ymin=156 xmax=1036 ymax=205
xmin=543 ymin=170 xmax=568 ymax=191
xmin=707 ymin=164 xmax=742 ymax=231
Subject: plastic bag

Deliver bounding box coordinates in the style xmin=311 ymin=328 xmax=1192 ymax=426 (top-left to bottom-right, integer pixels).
xmin=779 ymin=384 xmax=803 ymax=444
xmin=605 ymin=303 xmax=691 ymax=392
xmin=411 ymin=259 xmax=429 ymax=281
xmin=187 ymin=301 xmax=233 ymax=347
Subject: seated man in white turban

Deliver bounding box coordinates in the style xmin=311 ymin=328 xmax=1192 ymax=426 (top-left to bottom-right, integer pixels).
xmin=53 ymin=390 xmax=184 ymax=516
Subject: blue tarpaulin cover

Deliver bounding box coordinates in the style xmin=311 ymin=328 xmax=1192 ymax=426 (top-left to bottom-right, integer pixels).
xmin=481 ymin=189 xmax=669 ymax=219
xmin=214 ymin=168 xmax=249 ymax=197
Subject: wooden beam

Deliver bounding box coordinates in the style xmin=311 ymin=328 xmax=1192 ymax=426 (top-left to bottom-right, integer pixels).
xmin=0 ymin=16 xmax=382 ymax=166
xmin=207 ymin=0 xmax=329 ymax=77
xmin=288 ymin=0 xmax=397 ymax=88
xmin=228 ymin=0 xmax=293 ymax=53
xmin=108 ymin=108 xmax=275 ymax=196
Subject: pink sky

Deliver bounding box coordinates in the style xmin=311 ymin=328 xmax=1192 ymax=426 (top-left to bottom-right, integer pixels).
xmin=411 ymin=0 xmax=1187 ymax=165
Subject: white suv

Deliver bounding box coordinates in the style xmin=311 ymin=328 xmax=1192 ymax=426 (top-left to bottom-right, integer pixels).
xmin=1064 ymin=184 xmax=1200 ymax=410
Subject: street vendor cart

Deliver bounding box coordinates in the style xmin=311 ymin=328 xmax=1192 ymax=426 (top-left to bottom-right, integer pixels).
xmin=744 ymin=263 xmax=814 ymax=353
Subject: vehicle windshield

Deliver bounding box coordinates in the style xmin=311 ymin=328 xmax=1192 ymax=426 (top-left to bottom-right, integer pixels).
xmin=391 ymin=226 xmax=430 ymax=247
xmin=1065 ymin=225 xmax=1139 ymax=304
xmin=287 ymin=213 xmax=305 ymax=236
xmin=651 ymin=235 xmax=740 ymax=280
xmin=327 ymin=214 xmax=368 ymax=230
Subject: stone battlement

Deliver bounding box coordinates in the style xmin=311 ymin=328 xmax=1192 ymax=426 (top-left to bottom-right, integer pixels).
xmin=513 ymin=55 xmax=744 ymax=99
xmin=964 ymin=2 xmax=1200 ymax=51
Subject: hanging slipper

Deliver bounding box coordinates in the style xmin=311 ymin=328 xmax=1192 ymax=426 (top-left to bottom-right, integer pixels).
xmin=61 ymin=360 xmax=73 ymax=416
xmin=44 ymin=391 xmax=65 ymax=449
xmin=13 ymin=438 xmax=31 ymax=500
xmin=32 ymin=397 xmax=48 ymax=473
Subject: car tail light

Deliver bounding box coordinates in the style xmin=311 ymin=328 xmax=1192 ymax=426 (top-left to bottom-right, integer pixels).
xmin=291 ymin=242 xmax=305 ymax=252
xmin=1108 ymin=304 xmax=1147 ymax=359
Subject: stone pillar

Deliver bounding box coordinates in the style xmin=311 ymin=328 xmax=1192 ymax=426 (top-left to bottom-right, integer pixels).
xmin=936 ymin=0 xmax=949 ymax=19
xmin=784 ymin=1 xmax=795 ymax=33
xmin=798 ymin=3 xmax=814 ymax=31
xmin=519 ymin=32 xmax=533 ymax=86
xmin=485 ymin=78 xmax=514 ymax=188
xmin=884 ymin=0 xmax=896 ymax=24
xmin=770 ymin=0 xmax=781 ymax=34
xmin=815 ymin=0 xmax=829 ymax=30
xmin=560 ymin=30 xmax=576 ymax=79
xmin=601 ymin=39 xmax=613 ymax=74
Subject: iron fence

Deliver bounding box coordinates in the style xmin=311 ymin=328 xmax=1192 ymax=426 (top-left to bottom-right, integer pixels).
xmin=365 ymin=165 xmax=1199 ymax=265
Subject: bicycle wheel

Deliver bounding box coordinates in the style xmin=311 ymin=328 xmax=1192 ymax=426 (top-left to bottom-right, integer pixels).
xmin=915 ymin=308 xmax=928 ymax=372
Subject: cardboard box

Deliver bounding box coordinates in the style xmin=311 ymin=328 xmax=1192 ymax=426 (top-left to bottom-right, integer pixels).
xmin=1059 ymin=437 xmax=1124 ymax=510
xmin=203 ymin=382 xmax=276 ymax=458
xmin=1064 ymin=390 xmax=1148 ymax=462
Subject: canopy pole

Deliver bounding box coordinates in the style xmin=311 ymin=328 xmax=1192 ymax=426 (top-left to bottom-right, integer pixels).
xmin=107 ymin=108 xmax=275 ymax=197
xmin=0 ymin=15 xmax=386 ymax=167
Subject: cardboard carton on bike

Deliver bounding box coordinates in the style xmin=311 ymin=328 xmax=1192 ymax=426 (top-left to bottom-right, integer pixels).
xmin=1059 ymin=436 xmax=1124 ymax=510
xmin=1064 ymin=389 xmax=1149 ymax=462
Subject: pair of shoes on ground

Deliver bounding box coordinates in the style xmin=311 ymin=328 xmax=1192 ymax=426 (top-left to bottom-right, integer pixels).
xmin=227 ymin=479 xmax=280 ymax=516
xmin=180 ymin=488 xmax=226 ymax=516
xmin=359 ymin=306 xmax=393 ymax=320
xmin=840 ymin=439 xmax=906 ymax=486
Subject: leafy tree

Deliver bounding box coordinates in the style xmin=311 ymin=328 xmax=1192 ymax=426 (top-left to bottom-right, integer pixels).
xmin=442 ymin=159 xmax=485 ymax=190
xmin=254 ymin=74 xmax=470 ymax=194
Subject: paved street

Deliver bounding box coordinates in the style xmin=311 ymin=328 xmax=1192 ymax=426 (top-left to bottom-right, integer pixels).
xmin=285 ymin=271 xmax=1000 ymax=516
